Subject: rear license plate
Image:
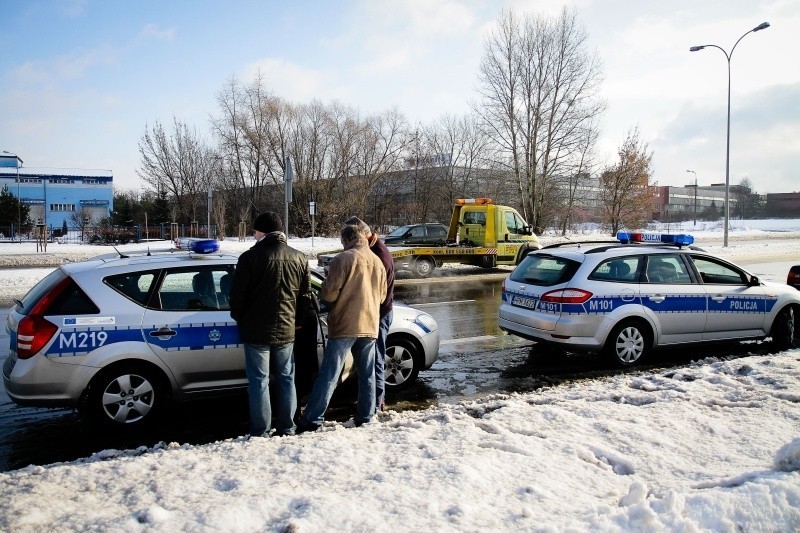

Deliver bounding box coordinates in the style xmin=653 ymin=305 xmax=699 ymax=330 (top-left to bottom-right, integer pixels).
xmin=511 ymin=295 xmax=538 ymax=309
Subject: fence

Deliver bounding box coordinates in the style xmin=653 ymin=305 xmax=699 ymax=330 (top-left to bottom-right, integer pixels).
xmin=0 ymin=224 xmax=217 ymax=245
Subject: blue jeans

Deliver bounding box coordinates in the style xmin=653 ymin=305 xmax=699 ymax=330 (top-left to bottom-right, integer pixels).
xmin=375 ymin=310 xmax=393 ymax=407
xmin=302 ymin=337 xmax=376 ymax=426
xmin=244 ymin=342 xmax=296 ymax=436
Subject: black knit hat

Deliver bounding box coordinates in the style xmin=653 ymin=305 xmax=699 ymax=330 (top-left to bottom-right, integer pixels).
xmin=253 ymin=212 xmax=283 ymax=233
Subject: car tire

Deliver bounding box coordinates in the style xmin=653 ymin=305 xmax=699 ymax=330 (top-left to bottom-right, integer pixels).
xmin=384 ymin=336 xmax=421 ymax=391
xmin=85 ymin=363 xmax=166 ymax=428
xmin=413 ymin=256 xmax=435 ymax=278
xmin=604 ymin=320 xmax=651 ymax=367
xmin=768 ymin=306 xmax=796 ymax=353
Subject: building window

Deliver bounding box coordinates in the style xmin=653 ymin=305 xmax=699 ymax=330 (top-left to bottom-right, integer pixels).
xmin=50 ymin=204 xmax=76 ymax=212
xmin=50 ymin=178 xmax=72 ymax=184
xmin=20 ymin=178 xmax=42 ymax=183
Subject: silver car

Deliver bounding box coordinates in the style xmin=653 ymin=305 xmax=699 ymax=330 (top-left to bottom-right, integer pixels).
xmin=499 ymin=232 xmax=800 ymax=366
xmin=4 ymin=242 xmax=439 ymax=428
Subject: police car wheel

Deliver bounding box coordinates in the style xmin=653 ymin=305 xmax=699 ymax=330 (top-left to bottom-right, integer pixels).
xmin=384 ymin=337 xmax=420 ymax=390
xmin=413 ymin=257 xmax=435 ymax=278
xmin=768 ymin=306 xmax=795 ymax=353
xmin=605 ymin=320 xmax=651 ymax=367
xmin=87 ymin=363 xmax=165 ymax=427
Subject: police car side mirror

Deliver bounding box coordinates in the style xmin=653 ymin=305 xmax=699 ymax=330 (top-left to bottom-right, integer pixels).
xmin=749 ymin=276 xmax=761 ymax=287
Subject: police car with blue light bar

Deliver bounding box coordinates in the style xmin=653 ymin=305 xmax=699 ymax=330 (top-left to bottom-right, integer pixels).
xmin=499 ymin=232 xmax=800 ymax=366
xmin=3 ymin=242 xmax=439 ymax=429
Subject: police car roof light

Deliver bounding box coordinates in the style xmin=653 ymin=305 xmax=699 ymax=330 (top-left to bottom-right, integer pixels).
xmin=175 ymin=238 xmax=220 ymax=254
xmin=616 ymin=232 xmax=694 ymax=247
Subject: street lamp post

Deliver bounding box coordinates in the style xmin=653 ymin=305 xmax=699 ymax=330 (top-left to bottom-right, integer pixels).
xmin=686 ymin=169 xmax=698 ymax=226
xmin=690 ymin=21 xmax=770 ymax=247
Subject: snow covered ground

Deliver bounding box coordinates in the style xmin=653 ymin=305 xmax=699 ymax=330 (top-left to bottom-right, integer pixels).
xmin=0 ymin=220 xmax=799 ymax=531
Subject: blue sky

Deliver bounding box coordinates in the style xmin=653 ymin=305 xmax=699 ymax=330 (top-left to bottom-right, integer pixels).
xmin=1 ymin=0 xmax=798 ymax=194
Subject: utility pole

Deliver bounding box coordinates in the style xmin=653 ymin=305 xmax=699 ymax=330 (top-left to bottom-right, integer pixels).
xmin=284 ymin=155 xmax=294 ymax=237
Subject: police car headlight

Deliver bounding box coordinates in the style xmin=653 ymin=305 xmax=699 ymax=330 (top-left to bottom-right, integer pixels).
xmin=413 ymin=313 xmax=437 ymax=333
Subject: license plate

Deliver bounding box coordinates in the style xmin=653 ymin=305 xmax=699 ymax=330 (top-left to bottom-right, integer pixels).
xmin=511 ymin=294 xmax=538 ymax=309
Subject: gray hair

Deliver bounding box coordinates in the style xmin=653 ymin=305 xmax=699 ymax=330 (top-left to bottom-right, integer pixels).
xmin=343 ymin=216 xmax=371 ymax=234
xmin=341 ymin=224 xmax=366 ymax=245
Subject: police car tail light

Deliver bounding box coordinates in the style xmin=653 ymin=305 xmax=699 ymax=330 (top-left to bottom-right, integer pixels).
xmin=16 ymin=277 xmax=71 ymax=359
xmin=540 ymin=288 xmax=592 ymax=304
xmin=17 ymin=316 xmax=58 ymax=359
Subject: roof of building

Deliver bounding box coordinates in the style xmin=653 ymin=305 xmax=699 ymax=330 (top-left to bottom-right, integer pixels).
xmin=0 ymin=167 xmax=113 ymax=178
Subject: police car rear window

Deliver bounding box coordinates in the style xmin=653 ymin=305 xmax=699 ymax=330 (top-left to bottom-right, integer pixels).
xmin=17 ymin=269 xmax=67 ymax=314
xmin=47 ymin=279 xmax=100 ymax=315
xmin=509 ymin=254 xmax=580 ymax=286
xmin=17 ymin=270 xmax=99 ymax=315
xmin=105 ymin=272 xmax=156 ymax=306
xmin=589 ymin=257 xmax=641 ymax=282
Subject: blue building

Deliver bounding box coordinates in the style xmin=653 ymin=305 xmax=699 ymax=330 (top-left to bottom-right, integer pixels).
xmin=0 ymin=153 xmax=113 ymax=232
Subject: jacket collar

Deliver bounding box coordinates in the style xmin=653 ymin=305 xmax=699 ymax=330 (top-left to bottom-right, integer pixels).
xmin=255 ymin=231 xmax=287 ymax=246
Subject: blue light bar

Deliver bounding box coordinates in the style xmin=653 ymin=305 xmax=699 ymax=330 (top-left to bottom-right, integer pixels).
xmin=175 ymin=238 xmax=220 ymax=254
xmin=616 ymin=232 xmax=694 ymax=246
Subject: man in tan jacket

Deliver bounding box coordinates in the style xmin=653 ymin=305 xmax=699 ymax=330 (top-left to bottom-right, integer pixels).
xmin=298 ymin=224 xmax=388 ymax=431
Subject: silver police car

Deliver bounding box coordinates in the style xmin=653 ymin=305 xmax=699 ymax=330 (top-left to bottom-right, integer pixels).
xmin=499 ymin=232 xmax=800 ymax=366
xmin=4 ymin=240 xmax=439 ymax=428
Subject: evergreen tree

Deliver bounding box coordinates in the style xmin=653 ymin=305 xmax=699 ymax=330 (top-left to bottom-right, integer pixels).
xmin=0 ymin=186 xmax=30 ymax=228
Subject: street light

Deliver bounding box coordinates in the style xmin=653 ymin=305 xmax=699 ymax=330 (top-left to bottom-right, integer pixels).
xmin=690 ymin=21 xmax=770 ymax=247
xmin=686 ymin=170 xmax=698 ymax=226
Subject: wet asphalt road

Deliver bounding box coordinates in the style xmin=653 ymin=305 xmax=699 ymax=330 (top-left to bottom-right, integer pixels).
xmin=0 ymin=262 xmax=794 ymax=471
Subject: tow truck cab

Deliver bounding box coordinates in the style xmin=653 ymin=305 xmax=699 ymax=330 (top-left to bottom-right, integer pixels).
xmin=448 ymin=198 xmax=536 ymax=249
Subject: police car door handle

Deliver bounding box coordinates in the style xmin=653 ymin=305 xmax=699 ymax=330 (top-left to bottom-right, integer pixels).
xmin=710 ymin=295 xmax=727 ymax=302
xmin=648 ymin=295 xmax=666 ymax=303
xmin=149 ymin=327 xmax=177 ymax=338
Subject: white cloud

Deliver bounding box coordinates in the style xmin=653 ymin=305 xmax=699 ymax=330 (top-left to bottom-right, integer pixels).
xmin=56 ymin=0 xmax=87 ymax=18
xmin=241 ymin=58 xmax=345 ymax=104
xmin=138 ymin=23 xmax=176 ymax=41
xmin=8 ymin=45 xmax=117 ymax=85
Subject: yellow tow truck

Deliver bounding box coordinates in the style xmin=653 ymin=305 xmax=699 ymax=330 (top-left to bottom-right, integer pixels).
xmin=320 ymin=198 xmax=540 ymax=278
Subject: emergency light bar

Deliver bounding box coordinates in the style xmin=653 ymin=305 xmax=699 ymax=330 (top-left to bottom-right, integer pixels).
xmin=616 ymin=232 xmax=694 ymax=246
xmin=455 ymin=198 xmax=493 ymax=205
xmin=174 ymin=238 xmax=220 ymax=254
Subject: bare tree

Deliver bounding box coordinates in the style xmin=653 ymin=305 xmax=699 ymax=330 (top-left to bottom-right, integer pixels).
xmin=557 ymin=122 xmax=599 ymax=234
xmin=418 ymin=112 xmax=494 ymax=221
xmin=476 ymin=7 xmax=605 ymax=230
xmin=211 ymin=73 xmax=280 ymax=227
xmin=137 ymin=117 xmax=211 ymax=224
xmin=600 ymin=127 xmax=654 ymax=235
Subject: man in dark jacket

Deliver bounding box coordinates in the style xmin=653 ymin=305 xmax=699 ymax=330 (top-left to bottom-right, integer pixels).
xmin=229 ymin=212 xmax=309 ymax=437
xmin=344 ymin=216 xmax=394 ymax=411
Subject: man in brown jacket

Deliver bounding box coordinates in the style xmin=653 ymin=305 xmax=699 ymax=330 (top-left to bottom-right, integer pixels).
xmin=298 ymin=224 xmax=387 ymax=431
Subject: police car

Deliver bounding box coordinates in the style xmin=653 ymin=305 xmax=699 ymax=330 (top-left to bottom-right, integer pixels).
xmin=3 ymin=239 xmax=440 ymax=428
xmin=499 ymin=232 xmax=800 ymax=366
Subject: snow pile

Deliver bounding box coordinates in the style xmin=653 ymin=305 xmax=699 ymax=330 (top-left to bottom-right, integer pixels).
xmin=0 ymin=354 xmax=798 ymax=530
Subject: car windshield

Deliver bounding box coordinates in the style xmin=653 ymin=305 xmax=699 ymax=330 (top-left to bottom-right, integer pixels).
xmin=386 ymin=225 xmax=412 ymax=238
